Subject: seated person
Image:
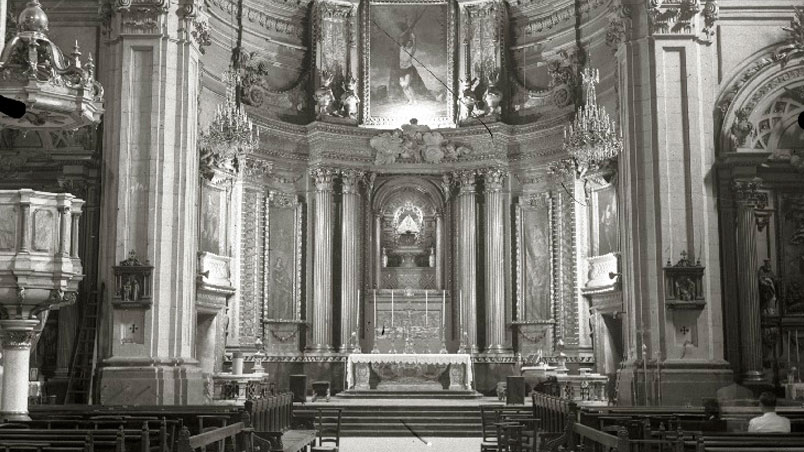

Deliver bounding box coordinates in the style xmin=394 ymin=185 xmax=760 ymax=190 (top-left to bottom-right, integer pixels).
xmin=748 ymin=392 xmax=791 ymax=433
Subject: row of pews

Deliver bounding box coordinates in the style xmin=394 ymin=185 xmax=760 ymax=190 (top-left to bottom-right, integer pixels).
xmin=522 ymin=392 xmax=804 ymax=452
xmin=0 ymin=392 xmax=315 ymax=452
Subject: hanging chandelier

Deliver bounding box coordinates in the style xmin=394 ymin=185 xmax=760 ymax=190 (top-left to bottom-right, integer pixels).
xmin=199 ymin=68 xmax=259 ymax=169
xmin=0 ymin=0 xmax=104 ymax=130
xmin=549 ymin=67 xmax=622 ymax=181
xmin=198 ymin=0 xmax=259 ymax=176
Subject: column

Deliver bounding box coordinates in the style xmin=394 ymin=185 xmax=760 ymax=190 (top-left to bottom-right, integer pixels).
xmin=309 ymin=168 xmax=336 ymax=353
xmin=482 ymin=168 xmax=509 ymax=354
xmin=0 ymin=320 xmax=40 ymax=421
xmin=340 ymin=169 xmax=363 ymax=352
xmin=374 ymin=212 xmax=382 ymax=288
xmin=97 ymin=1 xmax=208 ymax=404
xmin=454 ymin=170 xmax=479 ymax=354
xmin=734 ymin=179 xmax=765 ymax=383
xmin=435 ymin=212 xmax=443 ymax=289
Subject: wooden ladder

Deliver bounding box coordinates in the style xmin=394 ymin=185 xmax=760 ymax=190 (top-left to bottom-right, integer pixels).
xmin=64 ymin=283 xmax=103 ymax=404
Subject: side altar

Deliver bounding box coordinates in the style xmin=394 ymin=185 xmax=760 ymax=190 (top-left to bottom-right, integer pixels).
xmin=345 ymin=353 xmax=474 ymax=393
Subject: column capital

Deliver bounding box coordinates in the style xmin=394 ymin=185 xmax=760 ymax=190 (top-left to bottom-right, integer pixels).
xmin=101 ymin=0 xmax=171 ymax=36
xmin=480 ymin=168 xmax=508 ymax=192
xmin=340 ymin=168 xmax=365 ymax=194
xmin=733 ymin=178 xmax=768 ymax=209
xmin=0 ymin=320 xmax=41 ymax=349
xmin=452 ymin=170 xmax=477 ymax=193
xmin=310 ymin=168 xmax=337 ymax=191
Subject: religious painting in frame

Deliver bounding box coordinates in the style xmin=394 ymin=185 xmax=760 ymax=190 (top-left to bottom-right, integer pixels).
xmin=363 ymin=0 xmax=455 ymax=128
xmin=590 ymin=182 xmax=619 ymax=257
xmin=515 ymin=193 xmax=555 ymax=323
xmin=265 ymin=191 xmax=303 ymax=322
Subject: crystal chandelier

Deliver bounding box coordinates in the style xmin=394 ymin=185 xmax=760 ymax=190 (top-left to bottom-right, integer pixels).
xmin=0 ymin=0 xmax=104 ymax=129
xmin=199 ymin=67 xmax=259 ymax=173
xmin=549 ymin=67 xmax=622 ymax=181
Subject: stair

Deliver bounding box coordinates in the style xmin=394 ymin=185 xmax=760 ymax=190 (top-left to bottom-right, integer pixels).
xmin=64 ymin=283 xmax=102 ymax=404
xmin=295 ymin=403 xmax=483 ymax=437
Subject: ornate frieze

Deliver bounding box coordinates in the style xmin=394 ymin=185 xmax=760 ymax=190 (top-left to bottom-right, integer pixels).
xmin=517 ymin=0 xmax=608 ymax=39
xmin=646 ymin=0 xmax=718 ymax=43
xmin=206 ymin=0 xmax=304 ymax=39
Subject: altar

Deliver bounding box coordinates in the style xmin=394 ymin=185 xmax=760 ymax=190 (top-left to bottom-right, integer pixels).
xmin=346 ymin=354 xmax=474 ymax=391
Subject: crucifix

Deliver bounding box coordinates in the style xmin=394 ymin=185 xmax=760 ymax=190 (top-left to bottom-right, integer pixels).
xmin=679 ymin=326 xmax=690 ymax=335
xmin=129 ymin=324 xmax=139 ymax=334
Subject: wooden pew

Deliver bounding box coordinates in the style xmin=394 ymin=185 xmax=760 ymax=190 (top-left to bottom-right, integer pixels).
xmin=175 ymin=420 xmax=252 ymax=452
xmin=246 ymin=394 xmax=316 ymax=452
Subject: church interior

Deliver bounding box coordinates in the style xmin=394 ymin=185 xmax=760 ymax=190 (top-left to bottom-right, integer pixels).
xmin=0 ymin=0 xmax=803 ymax=450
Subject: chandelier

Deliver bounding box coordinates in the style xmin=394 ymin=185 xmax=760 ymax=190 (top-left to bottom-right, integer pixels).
xmin=0 ymin=0 xmax=104 ymax=129
xmin=549 ymin=67 xmax=622 ymax=181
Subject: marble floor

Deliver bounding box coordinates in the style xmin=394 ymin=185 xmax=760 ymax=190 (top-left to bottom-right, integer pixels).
xmin=338 ymin=437 xmax=482 ymax=452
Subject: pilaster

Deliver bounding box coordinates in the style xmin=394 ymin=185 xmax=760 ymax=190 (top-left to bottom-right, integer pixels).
xmin=309 ymin=168 xmax=336 ymax=353
xmin=97 ymin=0 xmax=207 ymax=405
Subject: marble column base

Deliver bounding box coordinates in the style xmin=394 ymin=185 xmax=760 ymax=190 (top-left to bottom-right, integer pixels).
xmin=306 ymin=344 xmax=335 ymax=354
xmin=484 ymin=345 xmax=513 ymax=354
xmin=99 ymin=361 xmax=205 ymax=405
xmin=616 ymin=361 xmax=733 ymax=406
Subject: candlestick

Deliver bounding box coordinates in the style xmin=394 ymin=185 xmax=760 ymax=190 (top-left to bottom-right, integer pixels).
xmin=425 ymin=290 xmax=428 ymax=327
xmin=797 ymin=330 xmax=801 ymax=364
xmin=357 ymin=289 xmax=361 ymax=333
xmin=391 ymin=289 xmax=395 ymax=327
xmin=789 ymin=331 xmax=792 ymax=364
xmin=442 ymin=290 xmax=446 ymax=329
xmin=459 ymin=290 xmax=463 ymax=333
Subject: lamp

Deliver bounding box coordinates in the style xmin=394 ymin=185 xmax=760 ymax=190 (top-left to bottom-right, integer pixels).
xmin=0 ymin=0 xmax=103 ymax=130
xmin=549 ymin=67 xmax=622 ymax=183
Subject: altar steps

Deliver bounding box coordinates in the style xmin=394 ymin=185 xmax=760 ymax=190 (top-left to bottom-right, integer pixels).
xmin=295 ymin=404 xmax=485 ymax=437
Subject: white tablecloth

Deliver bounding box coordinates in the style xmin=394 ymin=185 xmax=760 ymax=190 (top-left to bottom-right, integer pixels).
xmin=345 ymin=353 xmax=473 ymax=389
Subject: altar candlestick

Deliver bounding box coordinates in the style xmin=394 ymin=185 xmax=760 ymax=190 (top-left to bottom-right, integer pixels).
xmin=357 ymin=289 xmax=361 ymax=331
xmin=459 ymin=290 xmax=463 ymax=333
xmin=373 ymin=290 xmax=377 ymax=332
xmin=798 ymin=330 xmax=801 ymax=364
xmin=442 ymin=290 xmax=446 ymax=329
xmin=425 ymin=291 xmax=429 ymax=327
xmin=391 ymin=289 xmax=395 ymax=327
xmin=788 ymin=330 xmax=792 ymax=363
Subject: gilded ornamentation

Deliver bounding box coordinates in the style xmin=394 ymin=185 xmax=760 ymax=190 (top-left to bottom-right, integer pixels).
xmin=775 ymin=6 xmax=804 ymax=68
xmin=369 ymin=119 xmax=472 ymax=165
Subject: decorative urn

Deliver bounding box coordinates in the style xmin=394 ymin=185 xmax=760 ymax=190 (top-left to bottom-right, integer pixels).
xmin=0 ymin=189 xmax=84 ymax=420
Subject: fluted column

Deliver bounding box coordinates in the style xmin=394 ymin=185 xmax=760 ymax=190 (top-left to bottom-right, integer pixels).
xmin=309 ymin=168 xmax=336 ymax=353
xmin=435 ymin=212 xmax=443 ymax=289
xmin=734 ymin=179 xmax=766 ymax=382
xmin=454 ymin=170 xmax=479 ymax=353
xmin=340 ymin=169 xmax=363 ymax=352
xmin=482 ymin=168 xmax=509 ymax=354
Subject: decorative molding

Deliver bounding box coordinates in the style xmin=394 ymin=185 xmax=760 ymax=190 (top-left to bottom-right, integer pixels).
xmin=104 ymin=0 xmax=170 ymax=34
xmin=242 ymin=157 xmax=273 ymax=180
xmin=774 ymin=6 xmax=804 ymax=68
xmin=546 ymin=49 xmax=584 ymax=109
xmin=605 ymin=0 xmax=632 ymax=51
xmin=517 ymin=0 xmax=608 ymax=39
xmin=646 ymin=0 xmax=718 ymax=43
xmin=206 ymin=0 xmax=304 ymax=38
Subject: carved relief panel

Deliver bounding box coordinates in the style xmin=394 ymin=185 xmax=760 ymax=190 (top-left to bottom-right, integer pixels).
xmin=781 ymin=193 xmax=804 ymax=316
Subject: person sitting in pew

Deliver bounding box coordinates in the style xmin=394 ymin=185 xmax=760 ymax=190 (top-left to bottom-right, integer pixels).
xmin=748 ymin=392 xmax=791 ymax=433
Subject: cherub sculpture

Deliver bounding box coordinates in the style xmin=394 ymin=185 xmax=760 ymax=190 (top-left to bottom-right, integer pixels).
xmin=313 ymin=70 xmax=335 ymax=119
xmin=339 ymin=76 xmax=360 ymax=119
xmin=483 ymin=71 xmax=503 ymax=116
xmin=458 ymin=78 xmax=479 ymax=121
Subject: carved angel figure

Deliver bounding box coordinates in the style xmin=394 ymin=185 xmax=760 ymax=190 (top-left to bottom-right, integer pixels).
xmin=458 ymin=78 xmax=480 ymax=121
xmin=483 ymin=72 xmax=503 ymax=116
xmin=313 ymin=71 xmax=335 ymax=119
xmin=370 ymin=130 xmax=404 ymax=165
xmin=339 ymin=76 xmax=360 ymax=119
xmin=421 ymin=131 xmax=446 ymax=164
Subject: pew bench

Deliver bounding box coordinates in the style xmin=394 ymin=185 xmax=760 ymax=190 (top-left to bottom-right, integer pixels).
xmin=0 ymin=427 xmax=160 ymax=452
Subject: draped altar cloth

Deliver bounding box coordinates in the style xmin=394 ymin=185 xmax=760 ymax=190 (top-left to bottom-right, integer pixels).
xmin=345 ymin=353 xmax=473 ymax=390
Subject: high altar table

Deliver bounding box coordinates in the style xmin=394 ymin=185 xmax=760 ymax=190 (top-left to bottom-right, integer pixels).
xmin=346 ymin=354 xmax=474 ymax=391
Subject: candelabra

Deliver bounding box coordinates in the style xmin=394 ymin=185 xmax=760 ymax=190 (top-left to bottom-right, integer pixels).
xmin=548 ymin=67 xmax=622 ymax=183
xmin=371 ymin=326 xmax=381 ymax=354
xmin=457 ymin=330 xmax=468 ymax=354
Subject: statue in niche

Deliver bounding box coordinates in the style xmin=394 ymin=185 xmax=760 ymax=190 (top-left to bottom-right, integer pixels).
xmin=675 ymin=276 xmax=696 ymax=302
xmin=758 ymin=259 xmax=778 ymax=316
xmin=483 ymin=71 xmax=503 ymax=116
xmin=458 ymin=78 xmax=480 ymax=121
xmin=339 ymin=76 xmax=360 ymax=119
xmin=314 ymin=71 xmax=336 ymax=119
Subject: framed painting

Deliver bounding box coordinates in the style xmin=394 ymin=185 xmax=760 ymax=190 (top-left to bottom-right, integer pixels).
xmin=363 ymin=0 xmax=455 ymax=128
xmin=591 ymin=182 xmax=619 ymax=257
xmin=265 ymin=191 xmax=303 ymax=322
xmin=515 ymin=193 xmax=555 ymax=323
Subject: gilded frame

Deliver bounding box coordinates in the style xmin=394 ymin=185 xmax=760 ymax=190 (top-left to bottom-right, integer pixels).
xmin=362 ymin=0 xmax=456 ymax=128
